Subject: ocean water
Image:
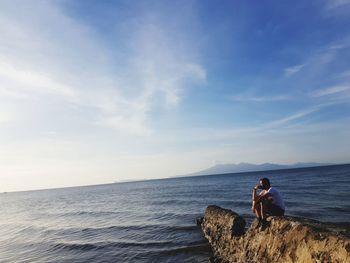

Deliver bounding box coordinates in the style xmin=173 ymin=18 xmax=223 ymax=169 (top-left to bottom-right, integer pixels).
xmin=0 ymin=164 xmax=349 ymax=262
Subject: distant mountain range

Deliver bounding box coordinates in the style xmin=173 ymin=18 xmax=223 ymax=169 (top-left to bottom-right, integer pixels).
xmin=183 ymin=162 xmax=334 ymax=177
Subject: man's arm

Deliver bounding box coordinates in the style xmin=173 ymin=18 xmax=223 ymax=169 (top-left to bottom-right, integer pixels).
xmin=251 ymin=185 xmax=262 ymax=211
xmin=254 ymin=192 xmax=272 ymax=205
xmin=252 ymin=187 xmax=258 ymax=202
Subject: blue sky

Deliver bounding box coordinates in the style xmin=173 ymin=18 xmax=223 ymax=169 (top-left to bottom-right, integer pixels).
xmin=0 ymin=0 xmax=350 ymax=191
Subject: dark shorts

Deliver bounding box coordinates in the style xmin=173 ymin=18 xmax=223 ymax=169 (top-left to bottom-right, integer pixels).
xmin=266 ymin=203 xmax=285 ymax=216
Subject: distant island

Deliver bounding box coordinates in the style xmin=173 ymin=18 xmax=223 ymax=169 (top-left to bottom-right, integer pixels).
xmin=181 ymin=162 xmax=335 ymax=177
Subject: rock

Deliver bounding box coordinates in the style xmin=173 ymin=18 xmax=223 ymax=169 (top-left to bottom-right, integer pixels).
xmin=201 ymin=205 xmax=350 ymax=263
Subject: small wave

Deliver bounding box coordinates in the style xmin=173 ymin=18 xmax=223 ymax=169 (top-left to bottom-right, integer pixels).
xmin=134 ymin=242 xmax=211 ymax=258
xmin=292 ymin=211 xmax=318 ymax=219
xmin=51 ymin=240 xmax=179 ymax=252
xmin=323 ymin=206 xmax=350 ymax=213
xmin=57 ymin=211 xmax=122 ymax=217
xmin=151 ymin=199 xmax=203 ymax=206
xmin=52 ymin=242 xmax=100 ymax=251
xmin=80 ymin=224 xmax=199 ymax=233
xmin=43 ymin=223 xmax=202 ymax=244
xmin=162 ymin=243 xmax=211 ymax=254
xmin=220 ymin=200 xmax=250 ymax=208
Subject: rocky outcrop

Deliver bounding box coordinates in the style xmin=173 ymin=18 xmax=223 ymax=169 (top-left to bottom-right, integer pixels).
xmin=201 ymin=205 xmax=350 ymax=263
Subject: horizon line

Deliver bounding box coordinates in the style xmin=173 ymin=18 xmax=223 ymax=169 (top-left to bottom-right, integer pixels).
xmin=3 ymin=163 xmax=349 ymax=194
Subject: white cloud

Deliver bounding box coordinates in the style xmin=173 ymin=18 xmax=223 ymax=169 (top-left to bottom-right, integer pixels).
xmin=0 ymin=111 xmax=12 ymax=124
xmin=163 ymin=105 xmax=327 ymax=144
xmin=0 ymin=61 xmax=77 ymax=99
xmin=0 ymin=1 xmax=206 ymax=136
xmin=0 ymin=1 xmax=210 ymax=191
xmin=285 ymin=42 xmax=347 ymax=80
xmin=329 ymin=44 xmax=347 ymax=50
xmin=311 ymin=85 xmax=350 ymax=97
xmin=265 ymin=107 xmax=322 ymax=127
xmin=230 ymin=94 xmax=290 ymax=102
xmin=284 ymin=64 xmax=305 ymax=76
xmin=97 ymin=115 xmax=152 ymax=136
xmin=323 ymin=0 xmax=350 ymax=17
xmin=336 ymin=70 xmax=350 ymax=79
xmin=325 ymin=0 xmax=350 ymax=9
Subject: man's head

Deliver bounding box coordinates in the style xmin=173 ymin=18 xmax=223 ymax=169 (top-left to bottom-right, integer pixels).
xmin=259 ymin=178 xmax=271 ymax=190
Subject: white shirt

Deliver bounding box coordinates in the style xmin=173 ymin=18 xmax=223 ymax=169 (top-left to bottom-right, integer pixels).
xmin=261 ymin=187 xmax=285 ymax=210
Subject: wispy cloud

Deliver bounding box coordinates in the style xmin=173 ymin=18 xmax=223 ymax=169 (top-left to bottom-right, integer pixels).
xmin=329 ymin=44 xmax=347 ymax=50
xmin=0 ymin=61 xmax=77 ymax=99
xmin=335 ymin=70 xmax=350 ymax=79
xmin=0 ymin=1 xmax=205 ymax=136
xmin=285 ymin=42 xmax=346 ymax=79
xmin=325 ymin=0 xmax=350 ymax=9
xmin=284 ymin=64 xmax=305 ymax=76
xmin=264 ymin=106 xmax=323 ymax=127
xmin=0 ymin=112 xmax=12 ymax=124
xmin=162 ymin=103 xmax=344 ymax=154
xmin=311 ymin=85 xmax=350 ymax=97
xmin=230 ymin=95 xmax=290 ymax=102
xmin=323 ymin=0 xmax=350 ymax=17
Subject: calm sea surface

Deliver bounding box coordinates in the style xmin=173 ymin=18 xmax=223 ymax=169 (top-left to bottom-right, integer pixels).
xmin=0 ymin=164 xmax=349 ymax=262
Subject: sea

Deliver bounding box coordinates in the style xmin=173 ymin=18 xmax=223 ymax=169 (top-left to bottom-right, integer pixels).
xmin=0 ymin=164 xmax=349 ymax=263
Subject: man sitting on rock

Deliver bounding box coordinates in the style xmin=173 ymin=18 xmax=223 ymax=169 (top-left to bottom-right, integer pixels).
xmin=251 ymin=178 xmax=285 ymax=227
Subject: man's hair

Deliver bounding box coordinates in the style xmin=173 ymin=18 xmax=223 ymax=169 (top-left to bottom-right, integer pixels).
xmin=260 ymin=177 xmax=270 ymax=186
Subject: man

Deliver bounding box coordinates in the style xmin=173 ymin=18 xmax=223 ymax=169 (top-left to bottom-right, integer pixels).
xmin=251 ymin=178 xmax=285 ymax=227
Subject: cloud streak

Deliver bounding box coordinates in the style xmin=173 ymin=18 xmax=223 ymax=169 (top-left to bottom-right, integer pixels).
xmin=325 ymin=0 xmax=350 ymax=9
xmin=311 ymin=85 xmax=350 ymax=97
xmin=230 ymin=94 xmax=290 ymax=102
xmin=264 ymin=107 xmax=323 ymax=127
xmin=0 ymin=61 xmax=77 ymax=99
xmin=284 ymin=64 xmax=305 ymax=76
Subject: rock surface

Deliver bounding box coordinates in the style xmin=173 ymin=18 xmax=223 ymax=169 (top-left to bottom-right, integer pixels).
xmin=201 ymin=205 xmax=350 ymax=263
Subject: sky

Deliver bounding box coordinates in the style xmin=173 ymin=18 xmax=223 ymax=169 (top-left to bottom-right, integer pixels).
xmin=1 ymin=0 xmax=350 ymax=192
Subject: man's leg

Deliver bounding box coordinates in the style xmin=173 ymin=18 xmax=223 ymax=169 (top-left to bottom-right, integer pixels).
xmin=260 ymin=200 xmax=268 ymax=220
xmin=254 ymin=206 xmax=262 ymax=219
xmin=255 ymin=201 xmax=269 ymax=230
xmin=252 ymin=201 xmax=262 ymax=219
xmin=252 ymin=203 xmax=263 ymax=228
